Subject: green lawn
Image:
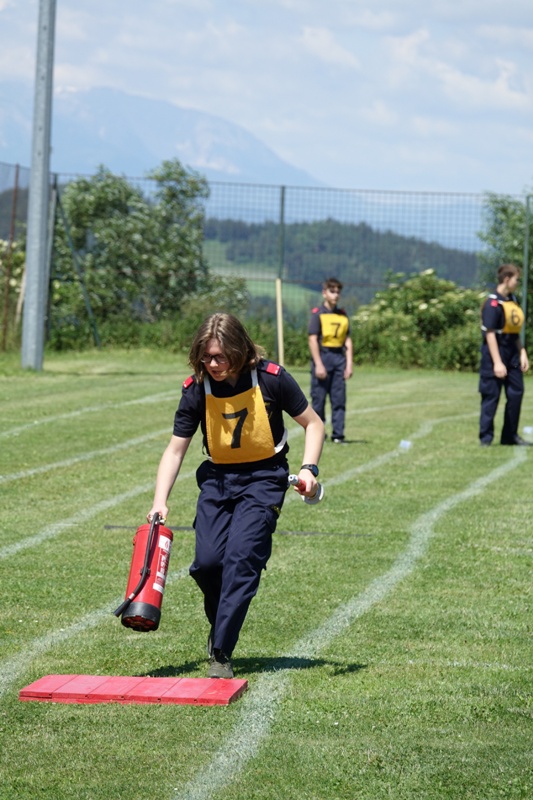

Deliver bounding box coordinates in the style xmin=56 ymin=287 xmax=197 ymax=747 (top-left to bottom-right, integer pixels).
xmin=0 ymin=350 xmax=531 ymax=800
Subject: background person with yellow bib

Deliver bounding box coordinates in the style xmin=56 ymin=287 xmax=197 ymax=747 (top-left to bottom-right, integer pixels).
xmin=147 ymin=313 xmax=324 ymax=678
xmin=308 ymin=277 xmax=353 ymax=443
xmin=479 ymin=263 xmax=531 ymax=446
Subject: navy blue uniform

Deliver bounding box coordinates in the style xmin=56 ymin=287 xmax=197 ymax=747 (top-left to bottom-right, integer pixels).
xmin=479 ymin=292 xmax=525 ymax=444
xmin=174 ymin=360 xmax=308 ymax=657
xmin=308 ymin=303 xmax=350 ymax=440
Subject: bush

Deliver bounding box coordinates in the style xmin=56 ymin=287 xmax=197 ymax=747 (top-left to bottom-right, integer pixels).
xmin=423 ymin=322 xmax=481 ymax=371
xmin=351 ymin=269 xmax=485 ymax=371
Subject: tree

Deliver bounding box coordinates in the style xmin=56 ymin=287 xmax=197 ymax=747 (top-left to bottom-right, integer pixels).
xmin=478 ymin=190 xmax=533 ymax=332
xmin=478 ymin=192 xmax=530 ymax=273
xmin=51 ymin=161 xmax=210 ymax=345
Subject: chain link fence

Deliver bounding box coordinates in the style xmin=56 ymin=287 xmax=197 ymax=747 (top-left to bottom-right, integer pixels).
xmin=201 ymin=182 xmax=491 ymax=324
xmin=0 ymin=160 xmax=525 ymax=348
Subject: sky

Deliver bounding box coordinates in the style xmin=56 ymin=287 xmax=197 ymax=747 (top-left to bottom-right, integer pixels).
xmin=1 ymin=0 xmax=533 ymax=194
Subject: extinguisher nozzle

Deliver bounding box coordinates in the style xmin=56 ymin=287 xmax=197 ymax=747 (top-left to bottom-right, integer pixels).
xmin=113 ymin=597 xmax=133 ymax=617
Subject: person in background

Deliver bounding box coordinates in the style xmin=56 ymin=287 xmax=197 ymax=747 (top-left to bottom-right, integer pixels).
xmin=148 ymin=313 xmax=324 ymax=678
xmin=479 ymin=263 xmax=531 ymax=446
xmin=308 ymin=277 xmax=353 ymax=443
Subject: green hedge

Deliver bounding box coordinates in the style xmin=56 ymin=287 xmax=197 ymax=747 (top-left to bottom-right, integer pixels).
xmin=351 ymin=270 xmax=486 ymax=372
xmin=39 ymin=269 xmax=490 ymax=372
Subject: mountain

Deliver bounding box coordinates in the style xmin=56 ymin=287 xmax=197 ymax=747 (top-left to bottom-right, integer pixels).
xmin=0 ymin=82 xmax=323 ymax=187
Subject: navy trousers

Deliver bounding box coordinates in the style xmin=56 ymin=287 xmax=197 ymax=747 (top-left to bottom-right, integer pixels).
xmin=479 ymin=367 xmax=524 ymax=444
xmin=189 ymin=460 xmax=288 ymax=657
xmin=311 ymin=349 xmax=346 ymax=439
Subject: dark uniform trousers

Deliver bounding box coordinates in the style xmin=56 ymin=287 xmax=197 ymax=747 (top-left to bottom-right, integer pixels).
xmin=479 ymin=353 xmax=524 ymax=444
xmin=190 ymin=460 xmax=288 ymax=657
xmin=311 ymin=348 xmax=346 ymax=440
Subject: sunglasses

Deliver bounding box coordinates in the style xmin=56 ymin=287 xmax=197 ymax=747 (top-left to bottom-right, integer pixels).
xmin=200 ymin=354 xmax=229 ymax=365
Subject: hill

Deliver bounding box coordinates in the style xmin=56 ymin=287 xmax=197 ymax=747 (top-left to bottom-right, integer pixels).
xmin=0 ymin=82 xmax=323 ymax=186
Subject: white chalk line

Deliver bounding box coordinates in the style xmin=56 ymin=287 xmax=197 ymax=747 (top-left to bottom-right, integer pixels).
xmin=0 ymin=404 xmax=468 ymax=487
xmin=0 ymin=482 xmax=151 ymax=560
xmin=286 ymin=412 xmax=478 ymax=502
xmin=0 ymin=420 xmax=525 ymax=795
xmin=0 ymin=425 xmax=304 ymax=558
xmin=170 ymin=447 xmax=527 ymax=800
xmin=1 ymin=449 xmax=523 ymax=708
xmin=0 ymin=409 xmax=476 ymax=677
xmin=0 ymin=566 xmax=190 ymax=699
xmin=0 ymin=397 xmax=458 ymax=485
xmin=0 ymin=394 xmax=452 ymax=442
xmin=0 ymin=390 xmax=179 ymax=439
xmin=0 ymin=429 xmax=170 ymax=485
xmin=399 ymin=658 xmax=531 ymax=672
xmin=0 ymin=398 xmax=470 ymax=488
xmin=0 ymin=411 xmax=485 ymax=704
xmin=0 ymin=467 xmax=195 ymax=560
xmin=0 ymin=412 xmax=477 ymax=559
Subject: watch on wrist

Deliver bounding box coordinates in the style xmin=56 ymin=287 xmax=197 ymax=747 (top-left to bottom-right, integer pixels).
xmin=300 ymin=463 xmax=319 ymax=477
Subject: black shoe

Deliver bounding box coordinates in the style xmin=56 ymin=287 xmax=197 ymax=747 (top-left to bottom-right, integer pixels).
xmin=207 ymin=650 xmax=234 ymax=679
xmin=480 ymin=440 xmax=492 ymax=447
xmin=501 ymin=435 xmax=533 ymax=446
xmin=332 ymin=437 xmax=347 ymax=444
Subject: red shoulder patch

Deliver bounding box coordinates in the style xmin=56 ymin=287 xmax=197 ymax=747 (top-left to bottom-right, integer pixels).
xmin=266 ymin=362 xmax=281 ymax=376
xmin=182 ymin=375 xmax=195 ymax=389
xmin=490 ymin=300 xmax=499 ymax=307
xmin=312 ymin=306 xmax=320 ymax=313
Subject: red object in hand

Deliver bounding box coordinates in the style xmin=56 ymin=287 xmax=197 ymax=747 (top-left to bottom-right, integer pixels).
xmin=288 ymin=474 xmax=325 ymax=505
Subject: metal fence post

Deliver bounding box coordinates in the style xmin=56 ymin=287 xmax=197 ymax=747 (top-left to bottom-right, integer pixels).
xmin=1 ymin=164 xmax=19 ymax=351
xmin=522 ymin=195 xmax=531 ymax=348
xmin=276 ymin=185 xmax=286 ymax=364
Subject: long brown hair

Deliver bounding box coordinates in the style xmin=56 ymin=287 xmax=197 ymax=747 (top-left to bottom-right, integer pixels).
xmin=497 ymin=263 xmax=520 ymax=283
xmin=188 ymin=313 xmax=266 ymax=381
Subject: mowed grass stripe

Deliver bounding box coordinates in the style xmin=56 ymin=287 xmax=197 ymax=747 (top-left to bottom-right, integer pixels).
xmin=170 ymin=448 xmax=526 ymax=800
xmin=0 ymin=429 xmax=170 ymax=484
xmin=0 ymin=445 xmax=524 ymax=797
xmin=1 ymin=355 xmax=530 ymax=800
xmin=0 ymin=391 xmax=180 ymax=439
xmin=0 ymin=408 xmax=471 ymax=557
xmin=0 ymin=565 xmax=191 ymax=698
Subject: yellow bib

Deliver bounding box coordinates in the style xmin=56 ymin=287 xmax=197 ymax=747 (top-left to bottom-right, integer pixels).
xmin=501 ymin=299 xmax=524 ymax=334
xmin=320 ymin=312 xmax=349 ymax=347
xmin=204 ymin=370 xmax=278 ymax=464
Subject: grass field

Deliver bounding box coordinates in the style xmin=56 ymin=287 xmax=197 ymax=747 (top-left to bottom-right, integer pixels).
xmin=0 ymin=350 xmax=531 ymax=800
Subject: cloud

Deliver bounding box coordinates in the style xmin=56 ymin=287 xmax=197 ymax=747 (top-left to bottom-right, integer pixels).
xmin=299 ymin=27 xmax=360 ymax=69
xmin=345 ymin=9 xmax=396 ymax=31
xmin=360 ymin=100 xmax=397 ymax=127
xmin=386 ymin=27 xmax=530 ymax=112
xmin=478 ymin=23 xmax=533 ymax=49
xmin=3 ymin=0 xmax=533 ymax=194
xmin=411 ymin=116 xmax=456 ymax=137
xmin=434 ymin=59 xmax=530 ymax=111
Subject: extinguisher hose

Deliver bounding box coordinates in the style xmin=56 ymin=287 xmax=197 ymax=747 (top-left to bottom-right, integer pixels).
xmin=113 ymin=513 xmax=160 ymax=618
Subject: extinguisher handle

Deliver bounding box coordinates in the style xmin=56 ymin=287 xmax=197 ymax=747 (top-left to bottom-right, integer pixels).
xmin=113 ymin=513 xmax=161 ymax=618
xmin=288 ymin=474 xmax=325 ymax=505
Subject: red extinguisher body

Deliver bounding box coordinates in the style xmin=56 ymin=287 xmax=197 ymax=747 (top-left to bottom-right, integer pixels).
xmin=118 ymin=519 xmax=174 ymax=632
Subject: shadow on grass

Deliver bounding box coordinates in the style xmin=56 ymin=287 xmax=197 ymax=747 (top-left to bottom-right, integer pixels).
xmin=140 ymin=656 xmax=367 ymax=679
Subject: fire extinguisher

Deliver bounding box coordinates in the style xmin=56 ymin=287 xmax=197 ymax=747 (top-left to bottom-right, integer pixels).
xmin=113 ymin=513 xmax=174 ymax=632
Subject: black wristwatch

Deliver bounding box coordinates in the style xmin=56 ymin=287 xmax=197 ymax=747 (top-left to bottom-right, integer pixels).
xmin=300 ymin=464 xmax=319 ymax=477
